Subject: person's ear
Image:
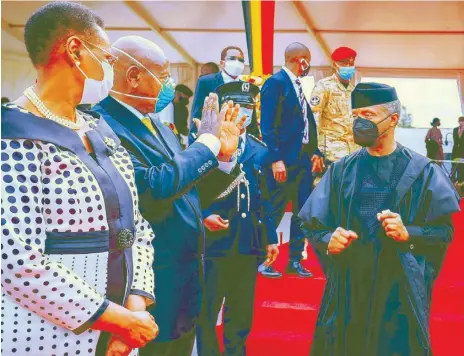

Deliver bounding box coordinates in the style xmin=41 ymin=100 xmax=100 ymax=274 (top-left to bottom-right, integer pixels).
xmin=65 ymin=36 xmax=83 ymax=66
xmin=127 ymin=65 xmax=141 ymax=89
xmin=390 ymin=113 xmax=400 ymax=126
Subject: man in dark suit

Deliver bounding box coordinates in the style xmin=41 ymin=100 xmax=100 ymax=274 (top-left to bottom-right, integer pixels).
xmin=260 ymin=42 xmax=324 ymax=278
xmin=196 ymin=82 xmax=279 ymax=356
xmin=93 ymin=36 xmax=245 ymax=356
xmin=189 ymin=46 xmax=246 ymax=144
xmin=452 ymin=116 xmax=464 ymax=182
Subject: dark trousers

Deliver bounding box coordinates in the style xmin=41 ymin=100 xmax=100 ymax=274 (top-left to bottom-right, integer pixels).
xmin=196 ymin=254 xmax=258 ymax=356
xmin=140 ymin=258 xmax=202 ymax=355
xmin=139 ymin=325 xmax=196 ymax=356
xmin=265 ymin=153 xmax=313 ymax=261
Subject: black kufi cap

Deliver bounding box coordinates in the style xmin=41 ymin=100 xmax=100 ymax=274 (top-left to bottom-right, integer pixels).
xmin=216 ymin=82 xmax=260 ymax=106
xmin=351 ymin=82 xmax=398 ymax=109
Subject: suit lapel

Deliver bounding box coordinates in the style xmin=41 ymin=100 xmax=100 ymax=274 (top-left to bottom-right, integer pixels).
xmin=99 ymin=96 xmax=169 ymax=157
xmin=279 ymin=69 xmax=302 ymax=118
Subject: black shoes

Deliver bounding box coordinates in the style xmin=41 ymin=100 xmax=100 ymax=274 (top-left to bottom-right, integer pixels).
xmin=285 ymin=260 xmax=313 ymax=278
xmin=258 ymin=264 xmax=283 ymax=278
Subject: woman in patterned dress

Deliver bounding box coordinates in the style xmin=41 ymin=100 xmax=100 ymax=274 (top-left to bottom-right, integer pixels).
xmin=1 ymin=2 xmax=158 ymax=355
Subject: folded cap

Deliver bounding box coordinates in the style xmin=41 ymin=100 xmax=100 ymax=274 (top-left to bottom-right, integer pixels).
xmin=351 ymin=82 xmax=398 ymax=109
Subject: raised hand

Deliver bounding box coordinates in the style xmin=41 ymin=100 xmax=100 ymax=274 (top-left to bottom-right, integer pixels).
xmin=377 ymin=210 xmax=409 ymax=242
xmin=194 ymin=93 xmax=223 ymax=138
xmin=218 ymin=100 xmax=247 ymax=159
xmin=328 ymin=227 xmax=358 ymax=254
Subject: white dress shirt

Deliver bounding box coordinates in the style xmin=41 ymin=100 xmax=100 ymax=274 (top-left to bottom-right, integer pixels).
xmin=222 ymin=71 xmax=240 ymax=84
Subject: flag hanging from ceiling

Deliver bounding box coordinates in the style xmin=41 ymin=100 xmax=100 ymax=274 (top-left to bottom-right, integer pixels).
xmin=242 ymin=0 xmax=275 ymax=76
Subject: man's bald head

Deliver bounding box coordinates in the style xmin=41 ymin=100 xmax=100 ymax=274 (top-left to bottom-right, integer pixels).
xmin=110 ymin=35 xmax=171 ymax=115
xmin=112 ymin=35 xmax=167 ymax=69
xmin=284 ymin=42 xmax=311 ymax=77
xmin=284 ymin=42 xmax=310 ymax=63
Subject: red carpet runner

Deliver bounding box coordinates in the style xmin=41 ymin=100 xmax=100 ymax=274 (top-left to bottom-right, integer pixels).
xmin=216 ymin=200 xmax=464 ymax=356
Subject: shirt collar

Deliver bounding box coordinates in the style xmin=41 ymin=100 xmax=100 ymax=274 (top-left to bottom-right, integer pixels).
xmin=113 ymin=96 xmax=146 ymax=120
xmin=332 ymin=74 xmax=355 ymax=92
xmin=282 ymin=66 xmax=299 ymax=82
xmin=222 ymin=70 xmax=239 ymax=84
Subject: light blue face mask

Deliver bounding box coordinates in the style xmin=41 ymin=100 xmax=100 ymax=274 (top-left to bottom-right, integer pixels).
xmin=237 ymin=107 xmax=253 ymax=129
xmin=155 ymin=77 xmax=176 ymax=113
xmin=338 ymin=66 xmax=356 ymax=80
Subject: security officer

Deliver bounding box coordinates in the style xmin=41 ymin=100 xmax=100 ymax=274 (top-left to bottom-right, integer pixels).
xmin=308 ymin=47 xmax=361 ymax=164
xmin=196 ymin=82 xmax=280 ymax=356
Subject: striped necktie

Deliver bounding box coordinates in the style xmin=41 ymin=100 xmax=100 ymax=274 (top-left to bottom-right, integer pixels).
xmin=141 ymin=117 xmax=157 ymax=137
xmin=295 ymin=78 xmax=309 ymax=144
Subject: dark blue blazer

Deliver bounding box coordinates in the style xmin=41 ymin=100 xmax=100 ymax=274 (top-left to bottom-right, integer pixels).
xmin=260 ymin=69 xmax=320 ymax=165
xmin=202 ymin=135 xmax=278 ymax=258
xmin=189 ymin=71 xmax=226 ymax=145
xmin=93 ymin=96 xmax=235 ymax=265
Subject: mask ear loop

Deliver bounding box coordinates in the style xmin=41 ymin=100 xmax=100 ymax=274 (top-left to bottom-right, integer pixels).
xmin=110 ymin=46 xmax=173 ymax=101
xmin=73 ymin=39 xmax=107 ymax=79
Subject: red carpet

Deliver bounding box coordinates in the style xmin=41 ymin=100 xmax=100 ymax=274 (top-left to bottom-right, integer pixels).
xmin=216 ymin=200 xmax=464 ymax=356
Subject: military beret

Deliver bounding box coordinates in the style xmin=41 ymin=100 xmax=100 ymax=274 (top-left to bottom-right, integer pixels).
xmin=351 ymin=82 xmax=398 ymax=109
xmin=216 ymin=82 xmax=260 ymax=106
xmin=331 ymin=47 xmax=357 ymax=62
xmin=175 ymin=84 xmax=193 ymax=97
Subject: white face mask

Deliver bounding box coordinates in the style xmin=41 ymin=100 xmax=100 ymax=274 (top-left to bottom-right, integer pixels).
xmin=237 ymin=107 xmax=253 ymax=129
xmin=224 ymin=60 xmax=245 ymax=78
xmin=75 ymin=42 xmax=114 ymax=105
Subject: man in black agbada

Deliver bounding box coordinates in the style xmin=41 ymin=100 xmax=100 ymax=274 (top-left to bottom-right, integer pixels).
xmin=299 ymin=82 xmax=461 ymax=356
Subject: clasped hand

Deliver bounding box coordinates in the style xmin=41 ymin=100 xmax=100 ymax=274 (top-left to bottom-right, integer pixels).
xmin=328 ymin=210 xmax=409 ymax=255
xmin=193 ymin=93 xmax=247 ymax=160
xmin=377 ymin=209 xmax=410 ymax=242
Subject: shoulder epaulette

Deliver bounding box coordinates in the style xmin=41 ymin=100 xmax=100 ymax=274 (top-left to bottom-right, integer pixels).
xmin=247 ymin=133 xmax=267 ymax=147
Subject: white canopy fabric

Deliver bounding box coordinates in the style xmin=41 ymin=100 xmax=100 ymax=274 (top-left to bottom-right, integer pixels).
xmin=2 ymin=1 xmax=464 ymax=109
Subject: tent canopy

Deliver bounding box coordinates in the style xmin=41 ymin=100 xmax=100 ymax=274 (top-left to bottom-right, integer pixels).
xmin=2 ymin=1 xmax=463 ymax=71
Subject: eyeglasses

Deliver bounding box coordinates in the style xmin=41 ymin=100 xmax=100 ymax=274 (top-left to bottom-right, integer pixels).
xmin=80 ymin=38 xmax=119 ymax=66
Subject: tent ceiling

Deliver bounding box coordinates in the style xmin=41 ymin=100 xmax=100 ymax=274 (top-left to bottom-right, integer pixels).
xmin=2 ymin=1 xmax=463 ymax=70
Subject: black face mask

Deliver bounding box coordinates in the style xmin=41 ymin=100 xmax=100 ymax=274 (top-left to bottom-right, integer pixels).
xmin=178 ymin=97 xmax=189 ymax=106
xmin=353 ymin=114 xmax=392 ymax=147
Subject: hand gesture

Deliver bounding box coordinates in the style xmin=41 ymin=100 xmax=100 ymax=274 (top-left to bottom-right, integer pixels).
xmin=204 ymin=214 xmax=229 ymax=232
xmin=272 ymin=160 xmax=287 ymax=183
xmin=377 ymin=210 xmax=409 ymax=242
xmin=218 ymin=100 xmax=247 ymax=158
xmin=193 ymin=93 xmax=223 ymax=138
xmin=328 ymin=227 xmax=358 ymax=254
xmin=264 ymin=244 xmax=279 ymax=266
xmin=106 ymin=336 xmax=132 ymax=356
xmin=119 ymin=311 xmax=159 ymax=348
xmin=311 ymin=155 xmax=325 ymax=173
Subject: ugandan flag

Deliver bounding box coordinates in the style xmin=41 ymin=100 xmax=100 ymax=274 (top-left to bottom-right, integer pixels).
xmin=242 ymin=0 xmax=275 ymax=76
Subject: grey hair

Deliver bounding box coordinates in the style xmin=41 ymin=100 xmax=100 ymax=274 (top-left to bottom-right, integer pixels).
xmin=379 ymin=100 xmax=401 ymax=115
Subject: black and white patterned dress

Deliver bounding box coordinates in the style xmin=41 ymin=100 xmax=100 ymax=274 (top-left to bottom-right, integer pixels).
xmin=1 ymin=104 xmax=155 ymax=355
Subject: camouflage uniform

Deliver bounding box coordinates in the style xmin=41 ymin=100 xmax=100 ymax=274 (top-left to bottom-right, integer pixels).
xmin=309 ymin=74 xmax=360 ymax=162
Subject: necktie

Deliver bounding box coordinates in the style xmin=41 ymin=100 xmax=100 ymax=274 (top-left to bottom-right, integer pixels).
xmin=295 ymin=79 xmax=309 ymax=144
xmin=141 ymin=117 xmax=157 ymax=137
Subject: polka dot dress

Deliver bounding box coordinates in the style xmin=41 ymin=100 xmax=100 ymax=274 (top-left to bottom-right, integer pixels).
xmin=1 ymin=107 xmax=155 ymax=355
